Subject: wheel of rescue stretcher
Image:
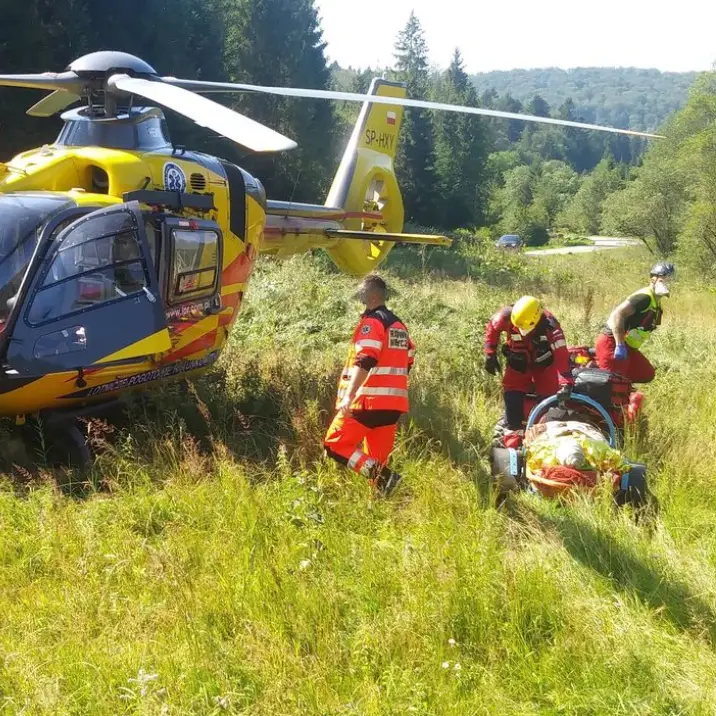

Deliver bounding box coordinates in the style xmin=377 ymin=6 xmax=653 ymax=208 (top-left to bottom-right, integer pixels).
xmin=614 ymin=463 xmax=649 ymax=509
xmin=490 ymin=446 xmax=524 ymax=504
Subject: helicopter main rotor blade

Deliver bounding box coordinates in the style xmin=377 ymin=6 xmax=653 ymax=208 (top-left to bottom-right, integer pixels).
xmin=163 ymin=77 xmax=664 ymax=139
xmin=26 ymin=90 xmax=81 ymax=117
xmin=0 ymin=71 xmax=82 ymax=93
xmin=108 ymin=75 xmax=297 ymax=153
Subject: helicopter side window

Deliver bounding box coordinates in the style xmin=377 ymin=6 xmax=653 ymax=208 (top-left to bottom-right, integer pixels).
xmin=169 ymin=229 xmax=219 ymax=305
xmin=33 ymin=326 xmax=87 ymax=360
xmin=27 ymin=215 xmax=148 ymax=326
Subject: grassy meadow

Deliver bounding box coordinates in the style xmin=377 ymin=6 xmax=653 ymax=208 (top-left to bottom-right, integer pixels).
xmin=0 ymin=243 xmax=716 ymax=714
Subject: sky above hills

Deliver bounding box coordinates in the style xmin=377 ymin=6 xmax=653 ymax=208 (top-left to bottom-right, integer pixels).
xmin=315 ymin=0 xmax=716 ymax=74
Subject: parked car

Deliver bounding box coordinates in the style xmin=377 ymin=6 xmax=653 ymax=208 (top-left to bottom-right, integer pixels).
xmin=495 ymin=234 xmax=523 ymax=250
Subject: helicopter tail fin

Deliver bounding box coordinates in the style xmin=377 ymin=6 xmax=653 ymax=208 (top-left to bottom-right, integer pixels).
xmin=325 ymin=78 xmax=406 ymax=232
xmin=323 ymin=78 xmax=408 ymax=274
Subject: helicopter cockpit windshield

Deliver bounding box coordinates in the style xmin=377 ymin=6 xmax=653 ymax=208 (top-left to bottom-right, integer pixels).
xmin=0 ymin=194 xmax=74 ymax=330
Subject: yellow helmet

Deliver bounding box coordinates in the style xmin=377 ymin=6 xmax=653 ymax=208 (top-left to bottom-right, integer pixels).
xmin=511 ymin=296 xmax=543 ymax=334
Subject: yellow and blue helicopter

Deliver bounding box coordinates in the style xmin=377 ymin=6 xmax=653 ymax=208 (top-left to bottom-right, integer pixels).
xmin=0 ymin=51 xmax=659 ymax=459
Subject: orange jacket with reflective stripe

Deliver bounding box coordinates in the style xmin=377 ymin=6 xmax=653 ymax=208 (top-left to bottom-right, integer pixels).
xmin=336 ymin=306 xmax=415 ymax=413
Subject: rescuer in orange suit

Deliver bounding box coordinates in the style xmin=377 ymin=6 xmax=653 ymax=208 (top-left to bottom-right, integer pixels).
xmin=324 ymin=274 xmax=414 ymax=496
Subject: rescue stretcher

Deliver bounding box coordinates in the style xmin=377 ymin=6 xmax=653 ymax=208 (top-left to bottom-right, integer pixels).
xmin=490 ymin=388 xmax=649 ymax=509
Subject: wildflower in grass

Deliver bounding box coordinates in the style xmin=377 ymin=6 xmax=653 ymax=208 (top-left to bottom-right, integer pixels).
xmin=215 ymin=695 xmax=230 ymax=710
xmin=128 ymin=669 xmax=158 ymax=698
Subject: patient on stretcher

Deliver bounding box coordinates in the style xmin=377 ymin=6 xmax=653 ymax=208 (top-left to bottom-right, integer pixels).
xmin=524 ymin=420 xmax=627 ymax=498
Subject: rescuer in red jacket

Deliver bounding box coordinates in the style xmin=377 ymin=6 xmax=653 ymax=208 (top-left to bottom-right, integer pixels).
xmin=324 ymin=274 xmax=414 ymax=496
xmin=484 ymin=295 xmax=573 ymax=436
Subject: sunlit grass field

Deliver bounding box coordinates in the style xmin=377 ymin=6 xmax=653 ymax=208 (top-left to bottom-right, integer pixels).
xmin=0 ymin=244 xmax=715 ymax=714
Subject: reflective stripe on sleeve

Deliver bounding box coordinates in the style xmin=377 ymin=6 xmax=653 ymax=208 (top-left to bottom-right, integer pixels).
xmin=551 ymin=339 xmax=567 ymax=350
xmin=358 ymin=387 xmax=409 ymax=398
xmin=371 ymin=367 xmax=409 ymax=376
xmin=347 ymin=450 xmax=364 ymax=470
xmin=355 ymin=340 xmax=383 ymax=351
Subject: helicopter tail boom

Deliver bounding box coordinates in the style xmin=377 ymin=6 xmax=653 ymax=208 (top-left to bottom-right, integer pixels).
xmin=260 ymin=80 xmax=448 ymax=274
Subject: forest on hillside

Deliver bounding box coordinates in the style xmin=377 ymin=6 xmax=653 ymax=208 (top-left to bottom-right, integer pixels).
xmin=334 ymin=66 xmax=696 ymax=134
xmin=470 ymin=67 xmax=697 ymax=132
xmin=0 ymin=1 xmax=713 ymax=272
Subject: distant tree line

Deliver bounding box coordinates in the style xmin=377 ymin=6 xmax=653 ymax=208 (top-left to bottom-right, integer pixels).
xmin=0 ymin=1 xmax=700 ymax=247
xmin=470 ymin=67 xmax=696 ymax=133
xmin=332 ymin=13 xmax=676 ymax=240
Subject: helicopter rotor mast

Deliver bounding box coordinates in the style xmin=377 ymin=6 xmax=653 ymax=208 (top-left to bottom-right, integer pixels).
xmin=0 ymin=51 xmax=298 ymax=153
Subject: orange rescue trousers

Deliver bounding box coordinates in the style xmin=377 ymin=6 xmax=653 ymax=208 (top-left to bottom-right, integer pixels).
xmin=324 ymin=410 xmax=400 ymax=480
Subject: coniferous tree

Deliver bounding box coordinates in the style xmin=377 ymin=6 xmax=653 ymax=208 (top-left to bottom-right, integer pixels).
xmin=433 ymin=48 xmax=488 ymax=227
xmin=219 ymin=0 xmax=337 ymax=201
xmin=0 ymin=0 xmax=92 ymax=154
xmin=497 ymin=94 xmax=526 ymax=144
xmin=0 ymin=0 xmax=228 ymax=158
xmin=527 ymin=94 xmax=551 ymax=118
xmin=391 ymin=12 xmax=437 ymax=225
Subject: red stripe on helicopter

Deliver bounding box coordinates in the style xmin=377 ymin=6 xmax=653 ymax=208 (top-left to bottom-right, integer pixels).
xmin=162 ymin=330 xmax=219 ymax=363
xmin=265 ymin=211 xmax=382 ymax=221
xmin=263 ymin=228 xmax=388 ymax=237
xmin=218 ymin=292 xmax=243 ymax=327
xmin=222 ymin=246 xmax=257 ymax=286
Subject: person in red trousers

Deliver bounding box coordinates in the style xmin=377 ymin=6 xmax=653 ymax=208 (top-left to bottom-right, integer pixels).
xmin=485 ymin=295 xmax=574 ymax=442
xmin=324 ymin=274 xmax=414 ymax=496
xmin=595 ymin=262 xmax=674 ymax=383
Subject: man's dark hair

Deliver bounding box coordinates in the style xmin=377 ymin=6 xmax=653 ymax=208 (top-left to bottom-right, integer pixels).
xmin=358 ymin=274 xmax=388 ymax=299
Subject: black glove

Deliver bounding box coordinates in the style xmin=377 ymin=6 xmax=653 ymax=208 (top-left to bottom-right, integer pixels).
xmin=485 ymin=353 xmax=501 ymax=376
xmin=556 ymin=383 xmax=573 ymax=403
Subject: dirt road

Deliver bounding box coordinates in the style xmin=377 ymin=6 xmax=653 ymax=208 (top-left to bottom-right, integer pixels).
xmin=525 ymin=236 xmax=641 ymax=256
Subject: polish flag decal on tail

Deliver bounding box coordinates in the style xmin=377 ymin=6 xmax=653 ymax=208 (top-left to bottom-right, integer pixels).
xmin=386 ymin=111 xmax=396 ymax=126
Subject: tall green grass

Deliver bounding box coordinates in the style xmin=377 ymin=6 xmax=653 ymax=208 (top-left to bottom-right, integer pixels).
xmin=0 ymin=245 xmax=715 ymax=714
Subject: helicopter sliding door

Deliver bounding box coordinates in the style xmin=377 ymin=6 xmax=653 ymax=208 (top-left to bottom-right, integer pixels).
xmin=6 ymin=202 xmax=170 ymax=376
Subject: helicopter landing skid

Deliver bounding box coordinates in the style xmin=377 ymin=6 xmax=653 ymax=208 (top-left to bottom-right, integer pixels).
xmin=27 ymin=399 xmax=122 ymax=469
